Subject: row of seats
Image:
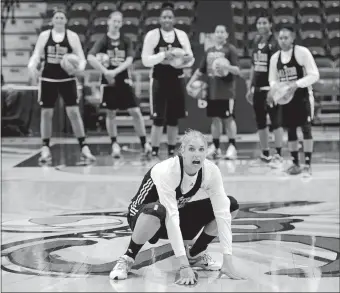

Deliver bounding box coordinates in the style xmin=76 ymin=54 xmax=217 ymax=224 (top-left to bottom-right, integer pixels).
xmin=232 ymin=0 xmax=340 ymax=58
xmin=44 ymin=1 xmax=194 ymax=19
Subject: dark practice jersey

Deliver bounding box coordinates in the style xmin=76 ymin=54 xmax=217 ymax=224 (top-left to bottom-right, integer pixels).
xmin=88 ymin=33 xmax=135 ymax=84
xmin=277 ymin=45 xmax=309 ymax=101
xmin=199 ymin=43 xmax=239 ymax=100
xmin=251 ymin=34 xmax=279 ymax=88
xmin=152 ymin=28 xmax=184 ymax=80
xmin=129 ymin=156 xmax=203 ymax=214
xmin=42 ymin=30 xmax=73 ymax=80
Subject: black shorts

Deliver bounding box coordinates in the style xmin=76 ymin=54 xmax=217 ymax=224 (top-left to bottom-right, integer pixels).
xmin=127 ymin=195 xmax=239 ymax=243
xmin=206 ymin=99 xmax=235 ymax=118
xmin=101 ymin=80 xmax=138 ymax=110
xmin=253 ymin=90 xmax=281 ymax=129
xmin=128 ymin=199 xmax=215 ymax=241
xmin=39 ymin=78 xmax=78 ymax=108
xmin=150 ymin=77 xmax=187 ymax=123
xmin=281 ymin=93 xmax=313 ymax=128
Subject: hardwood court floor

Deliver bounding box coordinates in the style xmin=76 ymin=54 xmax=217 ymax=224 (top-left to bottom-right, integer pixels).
xmin=1 ymin=135 xmax=339 ymax=292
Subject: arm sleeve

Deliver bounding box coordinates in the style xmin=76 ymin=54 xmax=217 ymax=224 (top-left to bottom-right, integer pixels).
xmin=295 ymin=46 xmax=320 ymax=88
xmin=205 ymin=164 xmax=232 ymax=255
xmin=126 ymin=37 xmax=135 ymax=58
xmin=151 ymin=166 xmax=186 ymax=258
xmin=229 ymin=45 xmax=240 ymax=67
xmin=141 ymin=30 xmax=166 ymax=67
xmin=268 ymin=52 xmax=279 ymax=87
xmin=177 ymin=30 xmax=195 ymax=67
xmin=88 ymin=35 xmax=106 ymax=56
xmin=27 ymin=31 xmax=49 ymax=69
xmin=69 ymin=31 xmax=86 ymax=71
xmin=199 ymin=52 xmax=207 ymax=74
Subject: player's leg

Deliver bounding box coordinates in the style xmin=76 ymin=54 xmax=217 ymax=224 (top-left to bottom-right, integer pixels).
xmin=224 ymin=99 xmax=237 ymax=160
xmin=110 ymin=201 xmax=166 ymax=280
xmin=253 ymin=90 xmax=271 ymax=162
xmin=165 ymin=78 xmax=187 ymax=157
xmin=268 ymin=103 xmax=284 ymax=167
xmin=179 ymin=196 xmax=240 ymax=270
xmin=149 ymin=79 xmax=165 ymax=158
xmin=38 ymin=80 xmax=59 ymax=163
xmin=301 ymin=98 xmax=314 ymax=176
xmin=61 ymin=80 xmax=95 ymax=161
xmin=286 ymin=126 xmax=301 ymax=175
xmin=206 ymin=101 xmax=223 ymax=159
xmin=128 ymin=107 xmax=152 ymax=158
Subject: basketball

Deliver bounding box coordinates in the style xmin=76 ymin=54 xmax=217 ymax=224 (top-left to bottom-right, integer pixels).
xmin=188 ymin=80 xmax=208 ymax=99
xmin=268 ymin=82 xmax=295 ymax=105
xmin=169 ymin=48 xmax=186 ymax=68
xmin=96 ymin=53 xmax=110 ymax=68
xmin=60 ymin=54 xmax=80 ymax=74
xmin=212 ymin=57 xmax=230 ymax=77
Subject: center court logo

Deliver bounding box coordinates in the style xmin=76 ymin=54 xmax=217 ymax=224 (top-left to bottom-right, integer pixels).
xmin=1 ymin=202 xmax=339 ymax=278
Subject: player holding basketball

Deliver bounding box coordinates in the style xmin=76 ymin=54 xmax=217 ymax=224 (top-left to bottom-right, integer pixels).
xmin=141 ymin=2 xmax=195 ymax=158
xmin=87 ymin=11 xmax=152 ymax=159
xmin=109 ymin=129 xmax=246 ymax=284
xmin=28 ymin=9 xmax=95 ymax=163
xmin=268 ymin=25 xmax=319 ymax=175
xmin=187 ymin=25 xmax=241 ymax=160
xmin=247 ymin=12 xmax=284 ymax=164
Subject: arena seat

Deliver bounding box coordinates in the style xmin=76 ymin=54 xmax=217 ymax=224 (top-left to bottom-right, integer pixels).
xmin=121 ymin=17 xmax=140 ymax=35
xmin=231 ymin=1 xmax=244 ymax=17
xmin=92 ymin=18 xmax=108 ymax=34
xmin=234 ymin=16 xmax=246 ymax=34
xmin=45 ymin=2 xmax=67 ymax=18
xmin=175 ymin=17 xmax=193 ymax=34
xmin=144 ymin=17 xmax=160 ymax=32
xmin=309 ymin=46 xmax=326 ymax=56
xmin=94 ymin=2 xmax=118 ymax=18
xmin=329 ymin=31 xmax=340 ymax=49
xmin=146 ymin=2 xmax=164 ymax=17
xmin=324 ymin=0 xmax=340 ymax=17
xmin=315 ymin=56 xmax=334 ymax=68
xmin=326 ymin=15 xmax=340 ymax=32
xmin=330 ymin=46 xmax=340 ymax=58
xmin=174 ymin=1 xmax=195 ymax=17
xmin=273 ymin=16 xmax=295 ymax=32
xmin=297 ymin=1 xmax=321 ymax=17
xmin=69 ymin=3 xmax=92 ymax=19
xmin=335 ymin=58 xmax=340 ymax=67
xmin=272 ymin=1 xmax=295 ymax=17
xmin=300 ymin=16 xmax=323 ymax=32
xmin=247 ymin=1 xmax=269 ymax=17
xmin=120 ymin=1 xmax=142 ymax=18
xmin=68 ymin=18 xmax=88 ymax=35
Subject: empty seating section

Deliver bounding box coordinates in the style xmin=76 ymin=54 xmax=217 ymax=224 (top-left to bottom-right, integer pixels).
xmin=231 ymin=0 xmax=339 ymax=59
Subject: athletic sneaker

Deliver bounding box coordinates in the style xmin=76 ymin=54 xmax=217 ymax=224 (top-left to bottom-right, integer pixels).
xmin=302 ymin=165 xmax=312 ymax=177
xmin=141 ymin=142 xmax=152 ymax=160
xmin=269 ymin=154 xmax=283 ymax=169
xmin=39 ymin=146 xmax=52 ymax=163
xmin=207 ymin=144 xmax=222 ymax=160
xmin=186 ymin=246 xmax=220 ymax=271
xmin=286 ymin=164 xmax=302 ymax=175
xmin=224 ymin=144 xmax=237 ymax=160
xmin=249 ymin=153 xmax=272 ymax=166
xmin=112 ymin=142 xmax=121 ymax=158
xmin=81 ymin=145 xmax=96 ymax=161
xmin=109 ymin=255 xmax=134 ymax=280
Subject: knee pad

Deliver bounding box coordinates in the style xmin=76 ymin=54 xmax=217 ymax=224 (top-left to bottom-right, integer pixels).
xmin=153 ymin=118 xmax=164 ymax=127
xmin=301 ymin=123 xmax=313 ymax=140
xmin=227 ymin=195 xmax=239 ymax=212
xmin=141 ymin=202 xmax=166 ymax=222
xmin=166 ymin=117 xmax=178 ymax=127
xmin=287 ymin=128 xmax=298 ymax=141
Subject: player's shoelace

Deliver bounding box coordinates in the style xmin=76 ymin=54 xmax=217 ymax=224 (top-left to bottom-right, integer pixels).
xmin=116 ymin=257 xmax=129 ymax=271
xmin=199 ymin=253 xmax=214 ymax=265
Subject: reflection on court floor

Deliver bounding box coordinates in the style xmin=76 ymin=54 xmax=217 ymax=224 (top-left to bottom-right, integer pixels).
xmin=2 ymin=139 xmax=339 ymax=292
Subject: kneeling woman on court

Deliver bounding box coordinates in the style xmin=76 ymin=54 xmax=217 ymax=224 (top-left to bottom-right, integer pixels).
xmin=110 ymin=129 xmax=246 ymax=284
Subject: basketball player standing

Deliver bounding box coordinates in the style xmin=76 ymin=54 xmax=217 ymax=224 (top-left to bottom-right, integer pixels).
xmin=141 ymin=2 xmax=195 ymax=158
xmin=247 ymin=12 xmax=284 ymax=164
xmin=28 ymin=9 xmax=95 ymax=163
xmin=187 ymin=25 xmax=241 ymax=160
xmin=87 ymin=11 xmax=152 ymax=159
xmin=268 ymin=25 xmax=319 ymax=175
